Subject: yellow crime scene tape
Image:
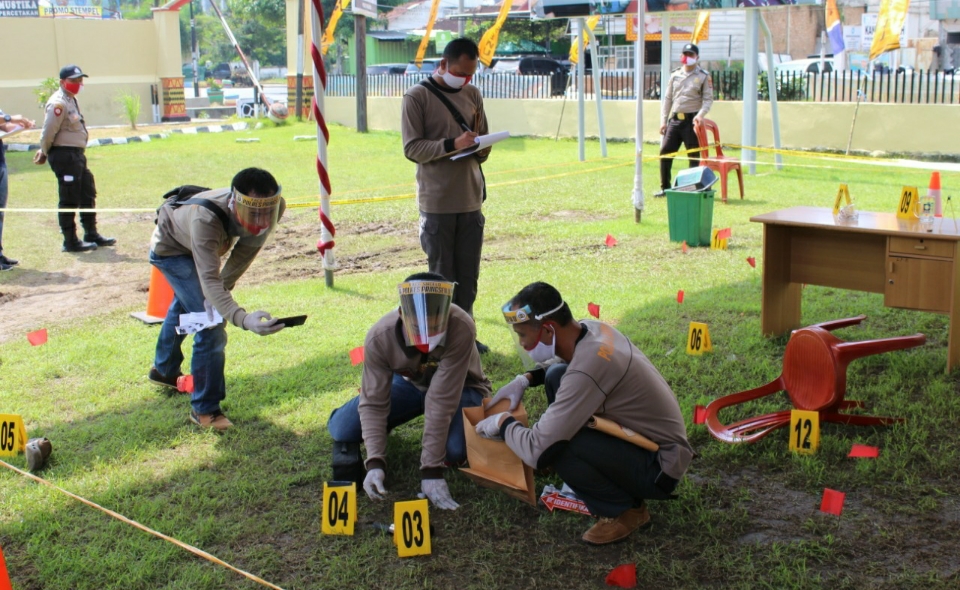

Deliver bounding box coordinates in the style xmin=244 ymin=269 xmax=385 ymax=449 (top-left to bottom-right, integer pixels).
xmin=0 ymin=459 xmax=286 ymax=590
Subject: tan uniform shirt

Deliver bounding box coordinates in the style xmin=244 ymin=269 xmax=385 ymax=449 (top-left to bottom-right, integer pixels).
xmin=400 ymin=81 xmax=489 ymax=215
xmin=150 ymin=188 xmax=286 ymax=329
xmin=660 ymin=66 xmax=714 ymax=125
xmin=504 ymin=321 xmax=694 ymax=480
xmin=39 ymin=88 xmax=88 ymax=154
xmin=359 ymin=306 xmax=492 ymax=475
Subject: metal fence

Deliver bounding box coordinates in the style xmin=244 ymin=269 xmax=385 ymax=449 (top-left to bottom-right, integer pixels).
xmin=327 ymin=69 xmax=960 ymax=105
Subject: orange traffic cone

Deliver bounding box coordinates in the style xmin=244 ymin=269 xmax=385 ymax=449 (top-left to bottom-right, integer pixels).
xmin=130 ymin=266 xmax=175 ymax=324
xmin=929 ymin=171 xmax=942 ymax=217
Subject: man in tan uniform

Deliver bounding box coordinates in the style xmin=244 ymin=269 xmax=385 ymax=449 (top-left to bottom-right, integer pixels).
xmin=477 ymin=282 xmax=694 ymax=545
xmin=327 ymin=272 xmax=492 ymax=510
xmin=401 ymin=38 xmax=491 ymax=353
xmin=656 ymin=44 xmax=713 ymax=197
xmin=34 ymin=65 xmax=115 ymax=252
xmin=149 ymin=168 xmax=288 ymax=431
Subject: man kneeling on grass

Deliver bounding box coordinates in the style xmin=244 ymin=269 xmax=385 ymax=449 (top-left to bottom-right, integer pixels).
xmin=148 ymin=168 xmax=288 ymax=431
xmin=327 ymin=272 xmax=492 ymax=510
xmin=476 ymin=282 xmax=694 ymax=545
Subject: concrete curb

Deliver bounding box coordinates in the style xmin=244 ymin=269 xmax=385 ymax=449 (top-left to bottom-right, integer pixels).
xmin=5 ymin=121 xmax=249 ymax=152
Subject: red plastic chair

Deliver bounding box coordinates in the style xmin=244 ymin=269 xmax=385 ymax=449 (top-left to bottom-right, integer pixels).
xmin=694 ymin=118 xmax=744 ymax=203
xmin=705 ymin=316 xmax=924 ymax=444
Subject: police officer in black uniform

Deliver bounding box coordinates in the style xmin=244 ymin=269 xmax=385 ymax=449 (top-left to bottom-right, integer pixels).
xmin=34 ymin=65 xmax=115 ymax=252
xmin=655 ymin=44 xmax=714 ymax=197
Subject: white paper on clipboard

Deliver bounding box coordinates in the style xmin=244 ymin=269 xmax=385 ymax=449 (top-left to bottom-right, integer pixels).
xmin=450 ymin=130 xmax=510 ymax=160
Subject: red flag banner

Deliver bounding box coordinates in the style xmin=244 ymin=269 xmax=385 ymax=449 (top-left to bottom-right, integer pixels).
xmin=27 ymin=329 xmax=48 ymax=346
xmin=349 ymin=346 xmax=365 ymax=366
xmin=587 ymin=303 xmax=601 ymax=319
xmin=820 ymin=489 xmax=846 ymax=516
xmin=605 ymin=234 xmax=618 ymax=247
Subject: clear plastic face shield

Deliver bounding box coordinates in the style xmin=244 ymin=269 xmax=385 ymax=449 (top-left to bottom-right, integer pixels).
xmin=501 ymin=300 xmax=565 ymax=369
xmin=398 ymin=280 xmax=455 ymax=353
xmin=230 ymin=186 xmax=281 ymax=238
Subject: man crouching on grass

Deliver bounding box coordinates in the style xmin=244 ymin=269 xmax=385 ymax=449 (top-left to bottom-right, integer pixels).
xmin=476 ymin=282 xmax=694 ymax=544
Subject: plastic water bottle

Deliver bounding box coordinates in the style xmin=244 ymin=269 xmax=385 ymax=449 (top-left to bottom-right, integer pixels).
xmin=919 ymin=196 xmax=935 ymax=225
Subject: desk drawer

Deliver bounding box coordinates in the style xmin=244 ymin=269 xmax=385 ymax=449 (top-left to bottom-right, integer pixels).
xmin=888 ymin=237 xmax=954 ymax=258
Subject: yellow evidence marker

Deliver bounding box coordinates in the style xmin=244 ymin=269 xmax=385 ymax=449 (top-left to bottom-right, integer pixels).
xmin=686 ymin=322 xmax=713 ymax=356
xmin=789 ymin=409 xmax=820 ymax=455
xmin=394 ymin=499 xmax=431 ymax=557
xmin=0 ymin=414 xmax=26 ymax=457
xmin=897 ymin=186 xmax=919 ymax=220
xmin=321 ymin=481 xmax=357 ymax=536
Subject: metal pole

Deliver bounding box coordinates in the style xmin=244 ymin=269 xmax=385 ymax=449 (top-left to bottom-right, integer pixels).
xmin=296 ymin=0 xmax=305 ymax=121
xmin=577 ymin=18 xmax=586 ymax=162
xmin=355 ymin=15 xmax=367 ymax=132
xmin=190 ymin=0 xmax=199 ymax=97
xmin=759 ymin=14 xmax=782 ymax=170
xmin=631 ymin=0 xmax=646 ymax=223
xmin=742 ymin=9 xmax=759 ymax=175
xmin=586 ymin=26 xmax=606 ymax=158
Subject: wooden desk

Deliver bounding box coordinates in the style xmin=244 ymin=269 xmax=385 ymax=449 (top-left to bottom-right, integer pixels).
xmin=752 ymin=206 xmax=960 ymax=372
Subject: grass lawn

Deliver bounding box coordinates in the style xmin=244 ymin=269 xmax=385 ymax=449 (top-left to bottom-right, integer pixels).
xmin=1 ymin=120 xmax=958 ymax=589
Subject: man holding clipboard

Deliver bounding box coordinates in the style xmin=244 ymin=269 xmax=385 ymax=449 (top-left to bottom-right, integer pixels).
xmin=477 ymin=282 xmax=694 ymax=545
xmin=401 ymin=38 xmax=492 ymax=354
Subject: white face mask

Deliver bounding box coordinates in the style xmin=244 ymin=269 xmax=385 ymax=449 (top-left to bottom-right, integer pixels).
xmin=423 ymin=331 xmax=446 ymax=353
xmin=441 ymin=71 xmax=470 ymax=89
xmin=527 ymin=327 xmax=556 ymax=363
xmin=682 ymin=55 xmax=698 ymax=66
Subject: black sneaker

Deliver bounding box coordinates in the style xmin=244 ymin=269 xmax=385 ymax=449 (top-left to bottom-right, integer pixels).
xmin=62 ymin=239 xmax=97 ymax=253
xmin=84 ymin=235 xmax=117 ymax=247
xmin=0 ymin=262 xmax=12 ymax=272
xmin=148 ymin=366 xmax=181 ymax=389
xmin=0 ymin=254 xmax=18 ymax=266
xmin=476 ymin=340 xmax=490 ymax=354
xmin=654 ymin=190 xmax=666 ymax=198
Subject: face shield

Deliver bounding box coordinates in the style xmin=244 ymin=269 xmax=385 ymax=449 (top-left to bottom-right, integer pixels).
xmin=501 ymin=300 xmax=565 ymax=369
xmin=398 ymin=280 xmax=455 ymax=353
xmin=230 ymin=186 xmax=281 ymax=238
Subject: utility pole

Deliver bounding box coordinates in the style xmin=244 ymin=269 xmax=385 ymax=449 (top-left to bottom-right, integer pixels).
xmin=356 ymin=15 xmax=367 ymax=132
xmin=190 ymin=0 xmax=199 ymax=97
xmin=296 ymin=0 xmax=305 ymax=121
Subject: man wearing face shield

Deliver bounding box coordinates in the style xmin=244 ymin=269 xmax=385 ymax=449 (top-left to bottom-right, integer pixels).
xmin=656 ymin=43 xmax=713 ymax=197
xmin=475 ymin=282 xmax=694 ymax=545
xmin=401 ymin=38 xmax=492 ymax=354
xmin=327 ymin=272 xmax=492 ymax=510
xmin=148 ymin=168 xmax=287 ymax=431
xmin=34 ymin=65 xmax=116 ymax=252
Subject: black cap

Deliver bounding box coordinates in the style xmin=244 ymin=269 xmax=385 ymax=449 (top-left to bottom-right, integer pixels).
xmin=681 ymin=44 xmax=699 ymax=56
xmin=59 ymin=65 xmax=88 ymax=80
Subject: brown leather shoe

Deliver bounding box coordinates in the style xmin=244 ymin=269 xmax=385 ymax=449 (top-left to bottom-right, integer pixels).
xmin=190 ymin=410 xmax=233 ymax=431
xmin=26 ymin=437 xmax=53 ymax=472
xmin=581 ymin=505 xmax=650 ymax=545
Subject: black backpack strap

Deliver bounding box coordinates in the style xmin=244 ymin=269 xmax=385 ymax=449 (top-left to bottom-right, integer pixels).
xmin=180 ymin=198 xmax=231 ymax=233
xmin=419 ymin=79 xmax=472 ymax=131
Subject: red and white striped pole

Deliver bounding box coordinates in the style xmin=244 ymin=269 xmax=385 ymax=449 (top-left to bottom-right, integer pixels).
xmin=310 ymin=0 xmax=336 ymax=287
xmin=207 ymin=0 xmax=272 ymax=111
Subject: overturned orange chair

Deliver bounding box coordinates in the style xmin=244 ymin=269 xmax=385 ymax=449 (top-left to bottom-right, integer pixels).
xmin=694 ymin=118 xmax=744 ymax=203
xmin=705 ymin=316 xmax=924 ymax=444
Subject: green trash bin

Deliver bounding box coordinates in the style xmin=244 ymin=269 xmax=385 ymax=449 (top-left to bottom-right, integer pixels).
xmin=666 ymin=189 xmax=715 ymax=247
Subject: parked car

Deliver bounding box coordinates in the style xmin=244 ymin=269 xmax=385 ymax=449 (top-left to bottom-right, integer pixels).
xmin=210 ymin=62 xmax=232 ymax=80
xmin=405 ymin=59 xmax=441 ymax=76
xmin=776 ymin=58 xmax=835 ymax=75
xmin=367 ymin=63 xmax=407 ymax=76
xmin=490 ymin=56 xmax=569 ymax=96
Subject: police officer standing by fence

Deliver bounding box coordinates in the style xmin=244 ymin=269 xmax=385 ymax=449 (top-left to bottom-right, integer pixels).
xmin=34 ymin=65 xmax=115 ymax=252
xmin=656 ymin=44 xmax=713 ymax=197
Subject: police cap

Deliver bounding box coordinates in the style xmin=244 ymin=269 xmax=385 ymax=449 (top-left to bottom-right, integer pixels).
xmin=681 ymin=44 xmax=699 ymax=56
xmin=59 ymin=65 xmax=88 ymax=80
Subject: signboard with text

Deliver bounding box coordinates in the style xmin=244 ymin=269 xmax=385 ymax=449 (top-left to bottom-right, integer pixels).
xmin=0 ymin=0 xmax=39 ymax=17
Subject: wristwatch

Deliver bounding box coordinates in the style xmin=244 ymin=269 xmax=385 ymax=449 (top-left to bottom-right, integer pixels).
xmin=2 ymin=114 xmax=11 ymax=123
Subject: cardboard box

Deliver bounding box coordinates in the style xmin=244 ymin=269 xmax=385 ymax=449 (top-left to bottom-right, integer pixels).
xmin=461 ymin=399 xmax=537 ymax=506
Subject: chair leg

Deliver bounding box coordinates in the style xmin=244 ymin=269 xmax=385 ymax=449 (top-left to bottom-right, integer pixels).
xmin=813 ymin=315 xmax=867 ymax=332
xmin=820 ymin=412 xmax=904 ymax=427
xmin=833 ymin=334 xmax=926 ymax=367
xmin=736 ymin=167 xmax=745 ymax=199
xmin=705 ymin=378 xmax=786 ymax=443
xmin=720 ymin=171 xmax=729 ymax=203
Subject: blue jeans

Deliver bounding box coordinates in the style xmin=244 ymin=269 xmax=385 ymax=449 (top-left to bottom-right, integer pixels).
xmin=0 ymin=157 xmax=8 ymax=253
xmin=327 ymin=373 xmax=484 ymax=464
xmin=150 ymin=251 xmax=228 ymax=415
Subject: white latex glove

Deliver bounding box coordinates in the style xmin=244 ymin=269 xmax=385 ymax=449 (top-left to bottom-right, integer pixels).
xmin=475 ymin=412 xmax=509 ymax=439
xmin=419 ymin=478 xmax=459 ymax=510
xmin=363 ymin=468 xmax=387 ymax=500
xmin=242 ymin=310 xmax=283 ymax=335
xmin=203 ymin=299 xmax=215 ymax=322
xmin=490 ymin=374 xmax=529 ymax=411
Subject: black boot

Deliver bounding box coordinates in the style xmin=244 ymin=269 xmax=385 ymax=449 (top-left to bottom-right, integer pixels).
xmin=62 ymin=231 xmax=97 ymax=253
xmin=331 ymin=442 xmax=366 ymax=485
xmin=83 ymin=233 xmax=117 ymax=247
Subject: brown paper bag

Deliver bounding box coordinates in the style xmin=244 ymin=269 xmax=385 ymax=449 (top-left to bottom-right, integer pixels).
xmin=461 ymin=399 xmax=537 ymax=505
xmin=586 ymin=415 xmax=659 ymax=452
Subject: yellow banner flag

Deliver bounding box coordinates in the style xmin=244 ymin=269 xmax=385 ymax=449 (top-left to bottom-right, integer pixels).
xmin=870 ymin=0 xmax=910 ymax=61
xmin=691 ymin=11 xmax=709 ymax=44
xmin=569 ymin=15 xmax=600 ymax=65
xmin=322 ymin=0 xmax=351 ymax=55
xmin=478 ymin=0 xmax=515 ymax=67
xmin=415 ymin=0 xmax=442 ymax=68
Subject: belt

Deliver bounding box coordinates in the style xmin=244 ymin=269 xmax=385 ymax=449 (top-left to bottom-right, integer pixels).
xmin=51 ymin=146 xmax=85 ymax=152
xmin=671 ymin=112 xmax=697 ymax=121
